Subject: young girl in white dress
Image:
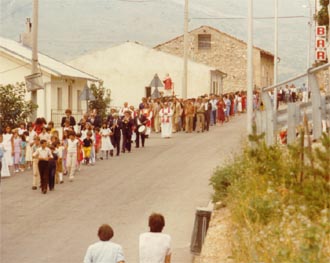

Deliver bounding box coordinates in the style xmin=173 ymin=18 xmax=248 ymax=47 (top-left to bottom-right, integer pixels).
xmin=100 ymin=123 xmax=114 ymax=160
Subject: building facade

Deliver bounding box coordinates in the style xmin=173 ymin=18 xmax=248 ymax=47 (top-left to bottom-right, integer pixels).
xmin=69 ymin=41 xmax=226 ymax=107
xmin=0 ymin=37 xmax=99 ymax=126
xmin=154 ymin=25 xmax=275 ymax=93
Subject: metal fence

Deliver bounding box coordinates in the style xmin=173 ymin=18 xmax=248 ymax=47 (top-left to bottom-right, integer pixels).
xmin=256 ymin=62 xmax=330 ymax=145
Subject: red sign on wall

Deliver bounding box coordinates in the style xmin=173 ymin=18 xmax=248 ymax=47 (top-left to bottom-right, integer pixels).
xmin=315 ymin=26 xmax=327 ymax=62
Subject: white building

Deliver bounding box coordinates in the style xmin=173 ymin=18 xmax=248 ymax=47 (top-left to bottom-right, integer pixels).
xmin=69 ymin=41 xmax=226 ymax=107
xmin=0 ymin=36 xmax=99 ymax=126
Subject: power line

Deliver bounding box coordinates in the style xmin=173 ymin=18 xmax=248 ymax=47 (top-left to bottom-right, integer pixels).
xmin=0 ymin=63 xmax=30 ymax=74
xmin=191 ymin=15 xmax=308 ymax=20
xmin=117 ymin=0 xmax=157 ymax=2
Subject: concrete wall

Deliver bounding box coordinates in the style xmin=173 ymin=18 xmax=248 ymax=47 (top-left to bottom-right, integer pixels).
xmin=154 ymin=26 xmax=274 ymax=92
xmin=69 ymin=42 xmax=215 ymax=107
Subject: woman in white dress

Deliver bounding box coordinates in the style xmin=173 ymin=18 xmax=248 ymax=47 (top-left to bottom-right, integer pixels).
xmin=1 ymin=126 xmax=13 ymax=177
xmin=237 ymin=93 xmax=243 ymax=113
xmin=100 ymin=123 xmax=114 ymax=160
xmin=159 ymin=102 xmax=173 ymax=138
xmin=139 ymin=213 xmax=171 ymax=263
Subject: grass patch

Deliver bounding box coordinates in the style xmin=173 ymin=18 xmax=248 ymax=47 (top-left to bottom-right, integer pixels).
xmin=210 ymin=131 xmax=330 ymax=263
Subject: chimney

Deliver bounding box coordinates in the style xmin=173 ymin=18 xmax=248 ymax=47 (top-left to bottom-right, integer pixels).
xmin=20 ymin=18 xmax=32 ymax=48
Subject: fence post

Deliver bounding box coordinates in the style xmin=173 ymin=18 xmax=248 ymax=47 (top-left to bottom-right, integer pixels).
xmin=287 ymin=103 xmax=299 ymax=144
xmin=308 ymin=71 xmax=322 ymax=140
xmin=261 ymin=91 xmax=275 ymax=145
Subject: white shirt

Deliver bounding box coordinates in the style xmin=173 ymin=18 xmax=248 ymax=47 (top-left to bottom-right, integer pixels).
xmin=18 ymin=128 xmax=27 ymax=136
xmin=33 ymin=147 xmax=52 ymax=159
xmin=84 ymin=241 xmax=125 ymax=263
xmin=139 ymin=232 xmax=171 ymax=263
xmin=28 ymin=130 xmax=37 ymax=145
xmin=67 ymin=138 xmax=79 ymax=153
xmin=39 ymin=132 xmax=51 ymax=142
xmin=210 ymin=99 xmax=218 ymax=111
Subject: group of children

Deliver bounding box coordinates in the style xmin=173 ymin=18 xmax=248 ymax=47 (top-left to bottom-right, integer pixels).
xmin=0 ymin=118 xmax=117 ymax=194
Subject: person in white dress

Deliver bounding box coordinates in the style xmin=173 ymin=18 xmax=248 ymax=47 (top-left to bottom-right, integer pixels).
xmin=237 ymin=93 xmax=243 ymax=113
xmin=1 ymin=126 xmax=13 ymax=177
xmin=139 ymin=213 xmax=171 ymax=263
xmin=100 ymin=123 xmax=114 ymax=160
xmin=159 ymin=102 xmax=173 ymax=138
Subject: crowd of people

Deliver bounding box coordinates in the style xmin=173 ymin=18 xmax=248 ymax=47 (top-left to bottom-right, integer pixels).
xmin=0 ymin=92 xmax=248 ymax=193
xmin=269 ymin=83 xmax=311 ymax=109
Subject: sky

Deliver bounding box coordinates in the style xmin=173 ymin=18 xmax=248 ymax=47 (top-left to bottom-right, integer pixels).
xmin=0 ymin=0 xmax=312 ymax=81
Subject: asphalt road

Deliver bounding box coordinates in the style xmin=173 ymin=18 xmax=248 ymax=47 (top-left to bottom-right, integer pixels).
xmin=1 ymin=115 xmax=246 ymax=263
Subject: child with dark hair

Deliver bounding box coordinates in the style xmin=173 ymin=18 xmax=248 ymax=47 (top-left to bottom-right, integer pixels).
xmin=83 ymin=132 xmax=93 ymax=165
xmin=76 ymin=133 xmax=83 ymax=172
xmin=48 ymin=145 xmax=58 ymax=191
xmin=20 ymin=134 xmax=27 ymax=172
xmin=66 ymin=131 xmax=80 ymax=182
xmin=55 ymin=141 xmax=64 ymax=184
xmin=94 ymin=127 xmax=101 ymax=160
xmin=33 ymin=139 xmax=53 ymax=194
xmin=12 ymin=129 xmax=21 ymax=173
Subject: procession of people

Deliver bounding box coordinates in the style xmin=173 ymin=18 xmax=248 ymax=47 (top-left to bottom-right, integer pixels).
xmin=0 ymin=91 xmax=248 ymax=193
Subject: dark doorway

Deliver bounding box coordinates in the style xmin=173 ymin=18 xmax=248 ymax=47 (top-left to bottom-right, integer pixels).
xmin=145 ymin=86 xmax=151 ymax=98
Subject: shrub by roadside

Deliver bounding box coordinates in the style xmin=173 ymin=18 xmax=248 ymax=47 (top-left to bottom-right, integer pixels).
xmin=210 ymin=131 xmax=330 ymax=263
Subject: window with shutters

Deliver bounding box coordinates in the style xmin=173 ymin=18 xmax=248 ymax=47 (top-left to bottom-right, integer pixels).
xmin=198 ymin=34 xmax=211 ymax=50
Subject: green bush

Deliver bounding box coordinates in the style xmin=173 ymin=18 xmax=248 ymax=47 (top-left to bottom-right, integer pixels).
xmin=210 ymin=131 xmax=330 ymax=263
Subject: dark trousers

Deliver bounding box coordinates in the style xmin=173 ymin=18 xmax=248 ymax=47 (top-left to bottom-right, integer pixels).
xmin=193 ymin=115 xmax=197 ymax=131
xmin=135 ymin=130 xmax=145 ymax=147
xmin=48 ymin=161 xmax=56 ymax=190
xmin=204 ymin=111 xmax=210 ymax=131
xmin=111 ymin=136 xmax=121 ymax=156
xmin=38 ymin=160 xmax=49 ymax=193
xmin=212 ymin=110 xmax=217 ymax=125
xmin=122 ymin=134 xmax=132 ymax=152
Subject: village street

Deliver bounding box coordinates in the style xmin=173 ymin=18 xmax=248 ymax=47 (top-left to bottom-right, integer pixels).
xmin=1 ymin=115 xmax=246 ymax=263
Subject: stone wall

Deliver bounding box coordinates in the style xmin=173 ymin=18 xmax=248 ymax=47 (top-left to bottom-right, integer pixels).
xmin=154 ymin=26 xmax=274 ymax=93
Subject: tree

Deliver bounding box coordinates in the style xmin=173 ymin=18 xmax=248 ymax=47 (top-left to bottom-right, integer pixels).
xmin=317 ymin=0 xmax=329 ymax=27
xmin=0 ymin=83 xmax=38 ymax=131
xmin=88 ymin=82 xmax=111 ymax=120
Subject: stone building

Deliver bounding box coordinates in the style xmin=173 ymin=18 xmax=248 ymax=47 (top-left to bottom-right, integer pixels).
xmin=154 ymin=25 xmax=274 ymax=93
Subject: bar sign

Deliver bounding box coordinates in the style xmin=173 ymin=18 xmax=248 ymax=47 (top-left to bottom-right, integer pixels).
xmin=315 ymin=26 xmax=327 ymax=61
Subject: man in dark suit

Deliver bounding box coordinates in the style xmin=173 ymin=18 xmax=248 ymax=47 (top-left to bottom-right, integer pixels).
xmin=106 ymin=108 xmax=116 ymax=128
xmin=134 ymin=110 xmax=148 ymax=148
xmin=109 ymin=113 xmax=121 ymax=156
xmin=88 ymin=108 xmax=102 ymax=128
xmin=121 ymin=111 xmax=134 ymax=153
xmin=61 ymin=109 xmax=76 ymax=128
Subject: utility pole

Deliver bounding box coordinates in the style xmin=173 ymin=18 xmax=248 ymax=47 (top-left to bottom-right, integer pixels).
xmin=182 ymin=0 xmax=189 ymax=99
xmin=247 ymin=0 xmax=254 ymax=135
xmin=306 ymin=0 xmax=313 ymax=91
xmin=31 ymin=0 xmax=39 ymax=120
xmin=273 ymin=0 xmax=278 ymax=111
